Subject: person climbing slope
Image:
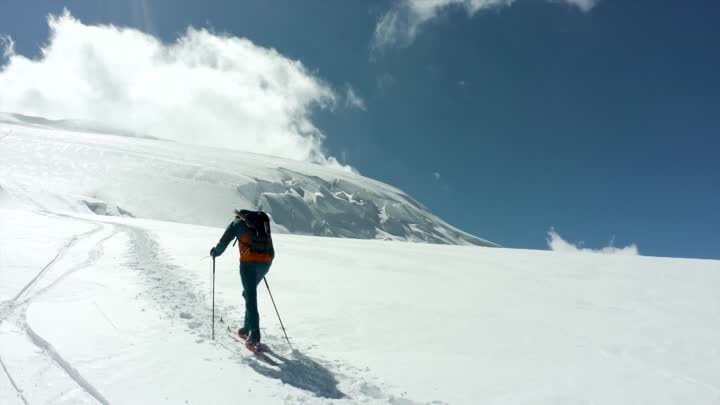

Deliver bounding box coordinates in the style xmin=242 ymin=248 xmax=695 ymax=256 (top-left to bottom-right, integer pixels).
xmin=210 ymin=209 xmax=275 ymax=348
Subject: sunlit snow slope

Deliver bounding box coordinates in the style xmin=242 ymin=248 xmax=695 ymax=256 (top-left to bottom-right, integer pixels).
xmin=2 ymin=190 xmax=720 ymax=405
xmin=0 ymin=112 xmax=497 ymax=246
xmin=2 ymin=114 xmax=720 ymax=405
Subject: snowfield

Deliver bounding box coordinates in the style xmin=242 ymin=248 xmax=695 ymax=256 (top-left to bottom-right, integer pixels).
xmin=1 ymin=117 xmax=720 ymax=405
xmin=0 ymin=112 xmax=496 ymax=247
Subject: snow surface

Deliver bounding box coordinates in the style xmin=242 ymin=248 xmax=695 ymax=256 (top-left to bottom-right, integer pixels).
xmin=0 ymin=113 xmax=496 ymax=247
xmin=2 ymin=115 xmax=720 ymax=404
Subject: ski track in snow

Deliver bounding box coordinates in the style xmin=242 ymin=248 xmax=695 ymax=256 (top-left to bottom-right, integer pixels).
xmin=1 ymin=204 xmax=433 ymax=404
xmin=0 ymin=352 xmax=29 ymax=405
xmin=11 ymin=235 xmax=77 ymax=302
xmin=0 ymin=213 xmax=114 ymax=405
xmin=23 ymin=326 xmax=109 ymax=405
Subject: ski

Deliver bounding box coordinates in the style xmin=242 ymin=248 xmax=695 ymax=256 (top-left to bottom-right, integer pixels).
xmin=226 ymin=326 xmax=279 ymax=366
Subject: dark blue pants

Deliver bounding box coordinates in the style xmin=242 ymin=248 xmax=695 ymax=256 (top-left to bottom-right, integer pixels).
xmin=239 ymin=262 xmax=271 ymax=332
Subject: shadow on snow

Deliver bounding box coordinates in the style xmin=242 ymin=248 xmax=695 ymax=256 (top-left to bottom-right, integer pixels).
xmin=248 ymin=347 xmax=345 ymax=399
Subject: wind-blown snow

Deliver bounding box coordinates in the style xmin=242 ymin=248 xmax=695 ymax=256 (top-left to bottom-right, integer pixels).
xmin=0 ymin=113 xmax=497 ymax=246
xmin=0 ymin=11 xmax=345 ymax=166
xmin=0 ymin=112 xmax=155 ymax=139
xmin=547 ymin=228 xmax=639 ymax=255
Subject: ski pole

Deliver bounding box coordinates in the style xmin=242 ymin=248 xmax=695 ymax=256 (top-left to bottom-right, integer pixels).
xmin=212 ymin=257 xmax=216 ymax=340
xmin=263 ymin=277 xmax=292 ymax=349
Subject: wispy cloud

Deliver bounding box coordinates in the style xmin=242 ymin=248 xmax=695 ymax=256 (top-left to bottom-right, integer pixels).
xmin=546 ymin=228 xmax=639 ymax=256
xmin=0 ymin=35 xmax=14 ymax=60
xmin=0 ymin=11 xmax=353 ymax=169
xmin=373 ymin=0 xmax=600 ymax=50
xmin=554 ymin=0 xmax=597 ymax=12
xmin=433 ymin=172 xmax=441 ymax=181
xmin=376 ymin=73 xmax=397 ymax=93
xmin=345 ymin=85 xmax=366 ymax=111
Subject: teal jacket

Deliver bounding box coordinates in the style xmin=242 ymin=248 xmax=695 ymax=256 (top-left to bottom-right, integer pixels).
xmin=213 ymin=218 xmax=248 ymax=258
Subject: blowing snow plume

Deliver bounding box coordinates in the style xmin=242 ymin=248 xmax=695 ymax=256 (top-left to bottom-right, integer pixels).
xmin=0 ymin=11 xmax=347 ymax=168
xmin=547 ymin=228 xmax=639 ymax=256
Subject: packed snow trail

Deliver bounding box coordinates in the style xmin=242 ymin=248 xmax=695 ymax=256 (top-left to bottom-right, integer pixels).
xmin=1 ymin=197 xmax=431 ymax=404
xmin=223 ymin=322 xmax=347 ymax=398
xmin=108 ymin=217 xmax=415 ymax=403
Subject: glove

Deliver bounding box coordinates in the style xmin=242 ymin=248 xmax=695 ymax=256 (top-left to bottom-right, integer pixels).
xmin=210 ymin=247 xmax=218 ymax=257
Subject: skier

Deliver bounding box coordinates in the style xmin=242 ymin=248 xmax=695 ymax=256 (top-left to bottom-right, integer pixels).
xmin=210 ymin=209 xmax=275 ymax=347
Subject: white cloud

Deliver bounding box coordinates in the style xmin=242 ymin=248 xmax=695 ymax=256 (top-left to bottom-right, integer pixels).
xmin=0 ymin=11 xmax=353 ymax=169
xmin=546 ymin=228 xmax=639 ymax=256
xmin=373 ymin=0 xmax=600 ymax=50
xmin=433 ymin=172 xmax=441 ymax=181
xmin=345 ymin=85 xmax=366 ymax=111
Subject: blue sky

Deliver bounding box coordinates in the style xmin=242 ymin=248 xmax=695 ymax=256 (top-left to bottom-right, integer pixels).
xmin=1 ymin=0 xmax=718 ymax=259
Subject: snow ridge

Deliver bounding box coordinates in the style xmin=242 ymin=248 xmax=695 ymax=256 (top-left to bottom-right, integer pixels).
xmin=0 ymin=114 xmax=498 ymax=247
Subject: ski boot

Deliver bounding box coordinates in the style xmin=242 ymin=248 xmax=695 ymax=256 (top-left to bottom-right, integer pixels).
xmin=246 ymin=330 xmax=261 ymax=352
